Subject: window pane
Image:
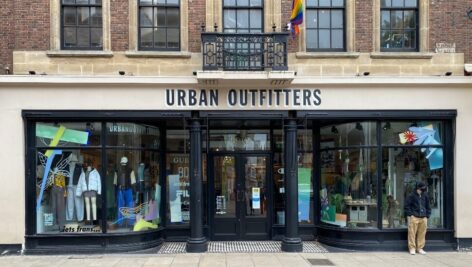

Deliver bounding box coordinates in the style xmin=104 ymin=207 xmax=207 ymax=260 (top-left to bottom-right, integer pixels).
xmin=391 ymin=10 xmax=403 ymax=29
xmin=224 ymin=0 xmax=236 ymax=6
xmin=64 ymin=7 xmax=77 ymax=26
xmin=90 ymin=28 xmax=102 ymax=47
xmin=166 ymin=153 xmax=190 ymax=224
xmin=381 ymin=10 xmax=390 ymax=29
xmin=224 ymin=9 xmax=236 ymax=29
xmin=76 ymin=0 xmax=89 ymax=4
xmin=382 ymin=148 xmax=443 ymax=229
xmin=167 ymin=28 xmax=179 ymax=48
xmin=306 ymin=29 xmax=318 ymax=49
xmin=140 ymin=7 xmax=153 ymax=27
xmin=306 ymin=0 xmax=319 ymax=7
xmin=36 ymin=122 xmax=102 ymax=147
xmin=405 ymin=0 xmax=417 ymax=7
xmin=209 ymin=129 xmax=270 ymax=151
xmin=166 ymin=129 xmax=189 ymax=151
xmin=331 ymin=10 xmax=343 ymax=28
xmin=90 ymin=7 xmax=102 ymax=27
xmin=306 ymin=10 xmax=317 ymax=28
xmin=392 ymin=0 xmax=404 ymax=7
xmin=381 ymin=30 xmax=393 ymax=49
xmin=403 ymin=10 xmax=416 ymax=29
xmin=154 ymin=28 xmax=166 ymax=48
xmin=332 ymin=0 xmax=344 ymax=7
xmin=140 ymin=0 xmax=153 ymax=4
xmin=237 ymin=10 xmax=249 ymax=28
xmin=106 ymin=150 xmax=160 ymax=232
xmin=318 ymin=10 xmax=330 ymax=28
xmin=140 ymin=28 xmax=153 ymax=47
xmin=298 ymin=153 xmax=314 ymax=225
xmin=321 ymin=149 xmax=378 ymax=229
xmin=381 ymin=0 xmax=392 ymax=7
xmin=156 ymin=0 xmax=166 ymax=4
xmin=249 ymin=10 xmax=261 ymax=29
xmin=36 ymin=149 xmax=102 ymax=234
xmin=250 ymin=0 xmax=262 ymax=7
xmin=332 ymin=29 xmax=343 ymax=49
xmin=167 ymin=8 xmax=179 ymax=27
xmin=167 ymin=0 xmax=179 ymax=5
xmin=237 ymin=0 xmax=249 ymax=6
xmin=404 ymin=30 xmax=416 ymax=49
xmin=106 ymin=123 xmax=160 ymax=149
xmin=156 ymin=7 xmax=166 ymax=27
xmin=319 ymin=29 xmax=330 ymax=48
xmin=319 ymin=0 xmax=330 ymax=6
xmin=64 ymin=27 xmax=77 ymax=47
xmin=78 ymin=7 xmax=90 ymax=25
xmin=90 ymin=0 xmax=101 ymax=4
xmin=63 ymin=0 xmax=76 ymax=4
xmin=320 ymin=122 xmax=377 ymax=148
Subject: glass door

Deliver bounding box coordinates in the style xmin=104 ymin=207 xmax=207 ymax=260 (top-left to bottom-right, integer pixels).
xmin=210 ymin=153 xmax=270 ymax=240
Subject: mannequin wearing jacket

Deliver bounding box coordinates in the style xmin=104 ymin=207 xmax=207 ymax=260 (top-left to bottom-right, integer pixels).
xmin=114 ymin=156 xmax=136 ymax=226
xmin=76 ymin=161 xmax=101 ymax=224
xmin=66 ymin=153 xmax=84 ymax=221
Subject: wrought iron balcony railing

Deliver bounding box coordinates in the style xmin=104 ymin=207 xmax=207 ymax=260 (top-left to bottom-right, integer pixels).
xmin=202 ymin=32 xmax=289 ymax=71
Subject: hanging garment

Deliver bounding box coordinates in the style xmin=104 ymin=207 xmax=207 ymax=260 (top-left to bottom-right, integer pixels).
xmin=76 ymin=168 xmax=101 ymax=196
xmin=117 ymin=188 xmax=135 ymax=226
xmin=66 ymin=164 xmax=84 ymax=221
xmin=50 ymin=185 xmax=66 ymax=229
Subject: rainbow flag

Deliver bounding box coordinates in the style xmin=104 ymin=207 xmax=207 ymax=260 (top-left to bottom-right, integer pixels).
xmin=290 ymin=0 xmax=303 ymax=37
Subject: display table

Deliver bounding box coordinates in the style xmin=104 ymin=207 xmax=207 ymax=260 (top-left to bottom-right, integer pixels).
xmin=344 ymin=200 xmax=377 ymax=224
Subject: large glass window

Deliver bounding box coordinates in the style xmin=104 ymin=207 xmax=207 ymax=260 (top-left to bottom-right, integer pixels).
xmin=306 ymin=0 xmax=345 ymax=51
xmin=381 ymin=0 xmax=418 ymax=51
xmin=62 ymin=0 xmax=103 ymax=50
xmin=139 ymin=0 xmax=180 ymax=50
xmin=35 ymin=122 xmax=103 ymax=234
xmin=381 ymin=121 xmax=444 ymax=229
xmin=320 ymin=122 xmax=378 ymax=229
xmin=223 ymin=0 xmax=263 ymax=33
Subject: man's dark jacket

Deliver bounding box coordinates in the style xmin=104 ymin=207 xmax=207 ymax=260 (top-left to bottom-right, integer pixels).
xmin=404 ymin=191 xmax=431 ymax=218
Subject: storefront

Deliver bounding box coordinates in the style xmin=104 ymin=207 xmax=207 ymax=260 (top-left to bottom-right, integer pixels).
xmin=0 ymin=76 xmax=470 ymax=253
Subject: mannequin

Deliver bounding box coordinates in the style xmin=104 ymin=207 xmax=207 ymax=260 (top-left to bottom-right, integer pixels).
xmin=50 ymin=167 xmax=66 ymax=230
xmin=76 ymin=160 xmax=101 ymax=224
xmin=66 ymin=153 xmax=84 ymax=221
xmin=114 ymin=156 xmax=136 ymax=226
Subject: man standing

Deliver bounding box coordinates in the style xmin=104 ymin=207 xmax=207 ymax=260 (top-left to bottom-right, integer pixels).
xmin=404 ymin=181 xmax=431 ymax=255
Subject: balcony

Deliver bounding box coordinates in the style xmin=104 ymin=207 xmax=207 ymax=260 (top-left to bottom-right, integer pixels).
xmin=201 ymin=31 xmax=289 ymax=71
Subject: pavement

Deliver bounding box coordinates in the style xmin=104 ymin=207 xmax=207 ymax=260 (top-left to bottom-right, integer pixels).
xmin=1 ymin=251 xmax=472 ymax=267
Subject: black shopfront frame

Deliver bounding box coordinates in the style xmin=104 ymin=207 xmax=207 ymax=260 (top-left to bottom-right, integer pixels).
xmin=22 ymin=110 xmax=456 ymax=253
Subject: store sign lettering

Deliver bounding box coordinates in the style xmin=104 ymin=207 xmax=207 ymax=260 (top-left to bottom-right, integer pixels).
xmin=165 ymin=89 xmax=322 ymax=107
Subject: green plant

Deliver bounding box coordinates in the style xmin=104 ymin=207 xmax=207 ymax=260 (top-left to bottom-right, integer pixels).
xmin=330 ymin=193 xmax=344 ymax=213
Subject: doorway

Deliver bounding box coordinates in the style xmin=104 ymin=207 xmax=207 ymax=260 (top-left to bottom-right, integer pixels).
xmin=209 ymin=153 xmax=271 ymax=240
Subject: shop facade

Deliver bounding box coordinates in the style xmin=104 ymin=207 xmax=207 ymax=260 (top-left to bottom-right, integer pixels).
xmin=0 ymin=76 xmax=470 ymax=253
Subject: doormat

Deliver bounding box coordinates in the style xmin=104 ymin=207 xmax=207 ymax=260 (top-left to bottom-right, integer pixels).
xmin=157 ymin=241 xmax=328 ymax=254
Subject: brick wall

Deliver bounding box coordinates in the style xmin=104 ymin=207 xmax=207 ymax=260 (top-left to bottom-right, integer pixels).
xmin=188 ymin=0 xmax=206 ymax=53
xmin=430 ymin=0 xmax=472 ymax=64
xmin=14 ymin=0 xmax=50 ymax=50
xmin=355 ymin=0 xmax=373 ymax=52
xmin=111 ymin=0 xmax=129 ymax=51
xmin=282 ymin=0 xmax=299 ymax=53
xmin=0 ymin=0 xmax=15 ymax=74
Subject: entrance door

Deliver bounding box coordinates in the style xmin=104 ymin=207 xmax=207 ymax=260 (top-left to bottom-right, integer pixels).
xmin=210 ymin=154 xmax=270 ymax=240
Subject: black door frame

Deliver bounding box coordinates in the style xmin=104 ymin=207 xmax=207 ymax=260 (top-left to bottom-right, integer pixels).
xmin=208 ymin=151 xmax=273 ymax=240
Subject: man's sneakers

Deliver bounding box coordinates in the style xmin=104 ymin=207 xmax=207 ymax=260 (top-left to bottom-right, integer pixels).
xmin=410 ymin=249 xmax=427 ymax=255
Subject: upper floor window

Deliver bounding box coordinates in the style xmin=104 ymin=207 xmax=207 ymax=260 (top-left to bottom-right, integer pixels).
xmin=381 ymin=0 xmax=418 ymax=52
xmin=306 ymin=0 xmax=345 ymax=52
xmin=139 ymin=0 xmax=180 ymax=51
xmin=223 ymin=0 xmax=263 ymax=33
xmin=62 ymin=0 xmax=103 ymax=50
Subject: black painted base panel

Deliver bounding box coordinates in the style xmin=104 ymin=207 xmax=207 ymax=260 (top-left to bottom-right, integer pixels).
xmin=0 ymin=244 xmax=22 ymax=255
xmin=457 ymin=238 xmax=472 ymax=251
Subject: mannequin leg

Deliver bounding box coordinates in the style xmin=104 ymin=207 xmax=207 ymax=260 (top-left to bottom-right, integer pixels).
xmin=75 ymin=191 xmax=84 ymax=221
xmin=85 ymin=196 xmax=91 ymax=222
xmin=91 ymin=196 xmax=97 ymax=221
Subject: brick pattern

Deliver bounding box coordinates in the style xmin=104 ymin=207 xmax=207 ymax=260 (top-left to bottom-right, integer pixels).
xmin=0 ymin=0 xmax=15 ymax=74
xmin=188 ymin=0 xmax=206 ymax=53
xmin=430 ymin=0 xmax=472 ymax=64
xmin=282 ymin=0 xmax=299 ymax=53
xmin=355 ymin=0 xmax=373 ymax=52
xmin=111 ymin=0 xmax=129 ymax=51
xmin=14 ymin=0 xmax=50 ymax=50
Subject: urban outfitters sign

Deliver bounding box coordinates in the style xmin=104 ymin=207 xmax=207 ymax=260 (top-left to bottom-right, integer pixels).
xmin=165 ymin=89 xmax=322 ymax=108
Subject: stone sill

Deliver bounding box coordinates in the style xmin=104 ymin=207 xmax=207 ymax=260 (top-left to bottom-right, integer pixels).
xmin=295 ymin=52 xmax=360 ymax=59
xmin=370 ymin=52 xmax=434 ymax=59
xmin=125 ymin=51 xmax=192 ymax=58
xmin=46 ymin=50 xmax=113 ymax=57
